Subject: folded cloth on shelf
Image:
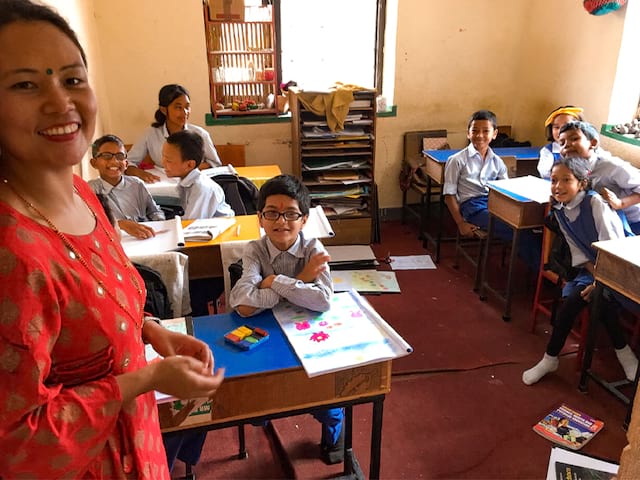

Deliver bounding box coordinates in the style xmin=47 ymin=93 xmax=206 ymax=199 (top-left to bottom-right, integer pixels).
xmin=297 ymin=84 xmax=370 ymax=132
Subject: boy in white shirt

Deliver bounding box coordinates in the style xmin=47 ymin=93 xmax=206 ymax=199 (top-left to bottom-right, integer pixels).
xmin=162 ymin=130 xmax=234 ymax=219
xmin=88 ymin=134 xmax=165 ymax=239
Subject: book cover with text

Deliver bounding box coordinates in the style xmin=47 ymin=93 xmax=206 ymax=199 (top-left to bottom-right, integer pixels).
xmin=534 ymin=404 xmax=604 ymax=450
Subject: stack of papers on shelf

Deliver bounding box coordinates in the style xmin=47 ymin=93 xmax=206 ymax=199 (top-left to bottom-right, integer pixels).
xmin=272 ymin=290 xmax=412 ymax=377
xmin=183 ymin=217 xmax=236 ymax=242
xmin=121 ymin=217 xmax=185 ymax=257
xmin=302 ymin=157 xmax=370 ymax=171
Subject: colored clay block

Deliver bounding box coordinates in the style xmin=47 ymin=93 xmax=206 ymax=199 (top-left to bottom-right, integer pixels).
xmin=244 ymin=335 xmax=258 ymax=343
xmin=253 ymin=327 xmax=268 ymax=337
xmin=237 ymin=326 xmax=253 ymax=336
xmin=224 ymin=332 xmax=241 ymax=342
xmin=238 ymin=340 xmax=253 ymax=350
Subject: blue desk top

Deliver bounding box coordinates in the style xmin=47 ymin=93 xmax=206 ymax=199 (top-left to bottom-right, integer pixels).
xmin=423 ymin=146 xmax=541 ymax=163
xmin=193 ymin=310 xmax=300 ymax=379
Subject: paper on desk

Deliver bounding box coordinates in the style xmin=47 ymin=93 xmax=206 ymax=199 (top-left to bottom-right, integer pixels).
xmin=389 ymin=255 xmax=436 ymax=270
xmin=120 ymin=216 xmax=185 ymax=257
xmin=272 ymin=290 xmax=412 ymax=377
xmin=488 ymin=175 xmax=551 ymax=204
xmin=331 ymin=270 xmax=400 ymax=293
xmin=182 ymin=217 xmax=236 ymax=242
xmin=143 ymin=167 xmax=180 ymax=199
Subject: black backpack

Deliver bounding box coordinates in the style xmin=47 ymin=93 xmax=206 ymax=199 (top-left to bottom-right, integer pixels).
xmin=133 ymin=263 xmax=173 ymax=319
xmin=213 ymin=174 xmax=259 ymax=215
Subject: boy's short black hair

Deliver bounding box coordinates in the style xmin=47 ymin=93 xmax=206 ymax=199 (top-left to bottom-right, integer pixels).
xmin=166 ymin=130 xmax=204 ymax=167
xmin=468 ymin=110 xmax=497 ymax=130
xmin=92 ymin=134 xmax=125 ymax=158
xmin=257 ymin=174 xmax=311 ymax=215
xmin=559 ymin=121 xmax=599 ymax=142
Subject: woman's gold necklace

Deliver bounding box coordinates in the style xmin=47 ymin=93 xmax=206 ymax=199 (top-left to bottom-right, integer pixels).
xmin=1 ymin=178 xmax=144 ymax=329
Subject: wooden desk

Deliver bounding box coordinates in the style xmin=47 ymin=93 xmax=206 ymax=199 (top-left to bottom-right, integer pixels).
xmin=578 ymin=238 xmax=640 ymax=431
xmin=419 ymin=147 xmax=541 ymax=262
xmin=180 ymin=215 xmax=260 ymax=279
xmin=235 ymin=165 xmax=282 ymax=189
xmin=478 ymin=183 xmax=546 ymax=320
xmin=159 ymin=312 xmax=391 ymax=479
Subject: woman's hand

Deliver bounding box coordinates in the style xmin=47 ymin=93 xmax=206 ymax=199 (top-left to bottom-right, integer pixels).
xmin=150 ymin=355 xmax=224 ymax=400
xmin=144 ymin=322 xmax=213 ymax=371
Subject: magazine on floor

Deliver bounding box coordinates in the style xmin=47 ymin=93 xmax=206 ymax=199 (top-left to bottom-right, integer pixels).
xmin=546 ymin=446 xmax=617 ymax=480
xmin=534 ymin=404 xmax=604 ymax=450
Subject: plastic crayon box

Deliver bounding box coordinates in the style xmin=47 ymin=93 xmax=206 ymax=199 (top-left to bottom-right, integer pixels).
xmin=224 ymin=325 xmax=269 ymax=350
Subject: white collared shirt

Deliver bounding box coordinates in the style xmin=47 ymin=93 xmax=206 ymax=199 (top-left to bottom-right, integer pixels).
xmin=88 ymin=175 xmax=165 ymax=221
xmin=127 ymin=123 xmax=221 ymax=168
xmin=443 ymin=144 xmax=508 ymax=204
xmin=178 ymin=169 xmax=234 ymax=219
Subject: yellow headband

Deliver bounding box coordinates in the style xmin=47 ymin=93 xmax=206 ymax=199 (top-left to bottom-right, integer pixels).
xmin=544 ymin=107 xmax=584 ymax=127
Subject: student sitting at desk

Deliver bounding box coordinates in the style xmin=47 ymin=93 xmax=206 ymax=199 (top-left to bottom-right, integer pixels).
xmin=162 ymin=129 xmax=234 ymax=219
xmin=126 ymin=84 xmax=221 ymax=183
xmin=558 ymin=121 xmax=640 ymax=235
xmin=443 ymin=109 xmax=511 ymax=239
xmin=537 ymin=105 xmax=584 ymax=179
xmin=88 ymin=134 xmax=165 ymax=239
xmin=229 ymin=174 xmax=345 ymax=465
xmin=523 ymin=157 xmax=638 ymax=385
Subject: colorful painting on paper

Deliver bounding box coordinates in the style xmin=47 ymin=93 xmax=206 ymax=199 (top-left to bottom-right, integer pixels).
xmin=272 ymin=291 xmax=409 ymax=377
xmin=331 ymin=270 xmax=400 ymax=293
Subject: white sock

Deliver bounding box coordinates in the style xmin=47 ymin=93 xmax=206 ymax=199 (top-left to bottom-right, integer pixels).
xmin=523 ymin=354 xmax=559 ymax=386
xmin=616 ymin=345 xmax=638 ymax=382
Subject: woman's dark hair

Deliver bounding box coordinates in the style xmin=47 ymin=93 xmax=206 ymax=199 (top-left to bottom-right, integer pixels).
xmin=552 ymin=156 xmax=592 ymax=190
xmin=166 ymin=130 xmax=204 ymax=167
xmin=468 ymin=110 xmax=497 ymax=129
xmin=257 ymin=174 xmax=311 ymax=215
xmin=91 ymin=134 xmax=125 ymax=158
xmin=0 ymin=0 xmax=87 ymax=68
xmin=152 ymin=84 xmax=190 ymax=128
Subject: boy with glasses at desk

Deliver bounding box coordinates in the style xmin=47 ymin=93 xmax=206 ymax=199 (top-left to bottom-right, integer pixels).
xmin=88 ymin=134 xmax=165 ymax=239
xmin=229 ymin=174 xmax=345 ymax=465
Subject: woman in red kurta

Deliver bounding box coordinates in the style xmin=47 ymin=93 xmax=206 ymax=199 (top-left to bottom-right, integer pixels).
xmin=0 ymin=2 xmax=224 ymax=478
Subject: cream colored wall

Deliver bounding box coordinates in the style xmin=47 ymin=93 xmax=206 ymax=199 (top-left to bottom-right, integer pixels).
xmin=58 ymin=0 xmax=630 ymax=209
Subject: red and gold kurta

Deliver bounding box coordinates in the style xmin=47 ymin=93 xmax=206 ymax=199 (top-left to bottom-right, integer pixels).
xmin=0 ymin=177 xmax=169 ymax=478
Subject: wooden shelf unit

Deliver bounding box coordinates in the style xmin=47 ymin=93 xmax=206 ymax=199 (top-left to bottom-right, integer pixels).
xmin=202 ymin=3 xmax=278 ymax=117
xmin=289 ymin=88 xmax=378 ymax=245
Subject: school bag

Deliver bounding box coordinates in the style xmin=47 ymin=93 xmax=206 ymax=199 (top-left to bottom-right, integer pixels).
xmin=212 ymin=174 xmax=259 ymax=215
xmin=133 ymin=262 xmax=173 ymax=319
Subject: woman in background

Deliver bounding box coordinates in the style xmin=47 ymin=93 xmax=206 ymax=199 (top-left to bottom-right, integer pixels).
xmin=126 ymin=83 xmax=222 ymax=183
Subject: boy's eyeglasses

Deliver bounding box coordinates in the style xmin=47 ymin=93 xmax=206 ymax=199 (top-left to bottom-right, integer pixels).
xmin=96 ymin=152 xmax=127 ymax=161
xmin=260 ymin=210 xmax=304 ymax=222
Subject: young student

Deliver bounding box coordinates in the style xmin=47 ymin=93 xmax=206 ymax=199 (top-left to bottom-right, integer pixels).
xmin=126 ymin=84 xmax=222 ymax=183
xmin=537 ymin=105 xmax=584 ymax=179
xmin=162 ymin=129 xmax=234 ymax=219
xmin=523 ymin=157 xmax=638 ymax=385
xmin=88 ymin=134 xmax=165 ymax=239
xmin=443 ymin=110 xmax=511 ymax=239
xmin=229 ymin=174 xmax=344 ymax=465
xmin=558 ymin=121 xmax=640 ymax=235
xmin=0 ymin=2 xmax=224 ymax=477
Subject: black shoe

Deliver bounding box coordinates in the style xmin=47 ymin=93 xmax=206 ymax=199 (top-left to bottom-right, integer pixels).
xmin=320 ymin=425 xmax=344 ymax=465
